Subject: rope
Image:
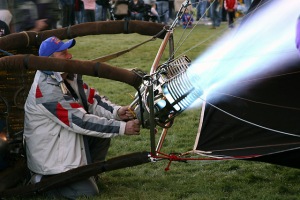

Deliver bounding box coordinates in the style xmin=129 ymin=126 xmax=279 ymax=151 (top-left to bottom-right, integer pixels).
xmin=200 ymin=96 xmax=300 ymax=138
xmin=153 ymin=151 xmax=262 ymax=171
xmin=212 ymin=91 xmax=300 ymax=111
xmin=91 ymin=36 xmax=156 ymax=62
xmin=21 ymin=31 xmax=30 ymax=48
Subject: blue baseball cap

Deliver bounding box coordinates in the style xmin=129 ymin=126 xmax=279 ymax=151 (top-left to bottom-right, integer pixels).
xmin=39 ymin=36 xmax=76 ymax=57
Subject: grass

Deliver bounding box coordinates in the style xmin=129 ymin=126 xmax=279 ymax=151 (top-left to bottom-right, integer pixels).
xmin=30 ymin=22 xmax=300 ymax=199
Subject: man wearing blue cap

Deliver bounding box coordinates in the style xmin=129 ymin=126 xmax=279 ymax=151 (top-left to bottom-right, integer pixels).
xmin=24 ymin=36 xmax=141 ymax=199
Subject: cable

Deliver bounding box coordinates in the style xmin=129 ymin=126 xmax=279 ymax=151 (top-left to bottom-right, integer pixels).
xmin=200 ymin=96 xmax=300 ymax=138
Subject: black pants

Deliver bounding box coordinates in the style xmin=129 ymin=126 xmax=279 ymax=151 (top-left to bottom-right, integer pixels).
xmin=87 ymin=137 xmax=111 ymax=162
xmin=227 ymin=11 xmax=235 ymax=26
xmin=84 ymin=9 xmax=96 ymax=22
xmin=61 ymin=5 xmax=75 ymax=27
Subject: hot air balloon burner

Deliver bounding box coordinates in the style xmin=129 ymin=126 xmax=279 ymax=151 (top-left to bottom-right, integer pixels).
xmin=131 ymin=56 xmax=203 ymax=128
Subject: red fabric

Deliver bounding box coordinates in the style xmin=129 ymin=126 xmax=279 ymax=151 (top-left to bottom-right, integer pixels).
xmin=70 ymin=102 xmax=83 ymax=109
xmin=87 ymin=88 xmax=95 ymax=104
xmin=56 ymin=103 xmax=70 ymax=126
xmin=225 ymin=0 xmax=237 ymax=10
xmin=35 ymin=85 xmax=43 ymax=98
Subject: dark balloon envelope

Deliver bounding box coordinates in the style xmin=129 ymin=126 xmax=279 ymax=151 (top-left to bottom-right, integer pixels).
xmin=195 ymin=0 xmax=300 ymax=169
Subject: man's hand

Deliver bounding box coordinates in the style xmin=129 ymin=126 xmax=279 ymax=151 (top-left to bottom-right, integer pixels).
xmin=31 ymin=19 xmax=48 ymax=32
xmin=118 ymin=106 xmax=136 ymax=121
xmin=125 ymin=119 xmax=141 ymax=135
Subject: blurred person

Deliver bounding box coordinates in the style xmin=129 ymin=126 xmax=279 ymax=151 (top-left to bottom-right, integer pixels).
xmin=82 ymin=0 xmax=96 ymax=22
xmin=168 ymin=0 xmax=174 ymax=20
xmin=24 ymin=36 xmax=141 ymax=199
xmin=143 ymin=0 xmax=160 ymax=22
xmin=36 ymin=0 xmax=61 ymax=29
xmin=224 ymin=0 xmax=237 ymax=28
xmin=243 ymin=0 xmax=252 ymax=11
xmin=0 ymin=0 xmax=13 ymax=30
xmin=95 ymin=0 xmax=110 ymax=21
xmin=0 ymin=20 xmax=10 ymax=36
xmin=208 ymin=0 xmax=223 ymax=29
xmin=59 ymin=0 xmax=75 ymax=27
xmin=156 ymin=0 xmax=169 ymax=25
xmin=174 ymin=0 xmax=192 ymax=26
xmin=221 ymin=1 xmax=227 ymax=21
xmin=182 ymin=8 xmax=193 ymax=28
xmin=196 ymin=0 xmax=208 ymax=21
xmin=128 ymin=0 xmax=145 ymax=20
xmin=13 ymin=0 xmax=49 ymax=32
xmin=74 ymin=0 xmax=84 ymax=23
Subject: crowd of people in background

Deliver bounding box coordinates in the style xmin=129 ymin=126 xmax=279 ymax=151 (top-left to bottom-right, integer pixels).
xmin=0 ymin=0 xmax=253 ymax=37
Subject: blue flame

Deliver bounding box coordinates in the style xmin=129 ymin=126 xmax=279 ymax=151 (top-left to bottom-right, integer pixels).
xmin=186 ymin=0 xmax=300 ymax=108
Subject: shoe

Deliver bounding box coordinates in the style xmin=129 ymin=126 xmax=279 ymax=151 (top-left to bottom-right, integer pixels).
xmin=30 ymin=174 xmax=43 ymax=184
xmin=210 ymin=26 xmax=216 ymax=29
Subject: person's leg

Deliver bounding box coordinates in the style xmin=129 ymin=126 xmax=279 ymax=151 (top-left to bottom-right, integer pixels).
xmin=85 ymin=10 xmax=95 ymax=22
xmin=102 ymin=6 xmax=109 ymax=21
xmin=40 ymin=137 xmax=109 ymax=199
xmin=162 ymin=1 xmax=169 ymax=25
xmin=87 ymin=137 xmax=111 ymax=162
xmin=196 ymin=1 xmax=201 ymax=20
xmin=46 ymin=177 xmax=99 ymax=200
xmin=62 ymin=6 xmax=68 ymax=27
xmin=130 ymin=12 xmax=134 ymax=20
xmin=95 ymin=3 xmax=102 ymax=21
xmin=200 ymin=0 xmax=208 ymax=19
xmin=75 ymin=11 xmax=80 ymax=24
xmin=70 ymin=5 xmax=76 ymax=25
xmin=156 ymin=1 xmax=163 ymax=23
xmin=137 ymin=13 xmax=143 ymax=20
xmin=210 ymin=2 xmax=216 ymax=27
xmin=244 ymin=0 xmax=252 ymax=11
xmin=151 ymin=6 xmax=160 ymax=22
xmin=214 ymin=2 xmax=222 ymax=27
xmin=91 ymin=10 xmax=96 ymax=22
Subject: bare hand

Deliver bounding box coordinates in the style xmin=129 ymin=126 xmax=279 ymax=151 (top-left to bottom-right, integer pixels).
xmin=31 ymin=19 xmax=48 ymax=31
xmin=118 ymin=106 xmax=136 ymax=121
xmin=124 ymin=119 xmax=140 ymax=135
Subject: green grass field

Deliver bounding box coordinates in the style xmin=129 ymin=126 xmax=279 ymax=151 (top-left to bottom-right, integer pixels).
xmin=33 ymin=22 xmax=300 ymax=199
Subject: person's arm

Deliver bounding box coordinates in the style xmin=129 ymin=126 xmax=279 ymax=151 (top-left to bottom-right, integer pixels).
xmin=82 ymin=82 xmax=123 ymax=120
xmin=36 ymin=96 xmax=125 ymax=136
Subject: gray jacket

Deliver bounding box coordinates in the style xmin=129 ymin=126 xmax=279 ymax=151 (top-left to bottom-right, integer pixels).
xmin=24 ymin=71 xmax=125 ymax=175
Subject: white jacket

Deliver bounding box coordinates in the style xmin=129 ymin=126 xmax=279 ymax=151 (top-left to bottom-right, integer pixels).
xmin=24 ymin=71 xmax=126 ymax=175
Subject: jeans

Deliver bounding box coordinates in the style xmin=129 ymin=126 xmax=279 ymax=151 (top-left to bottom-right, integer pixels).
xmin=244 ymin=0 xmax=252 ymax=11
xmin=35 ymin=138 xmax=111 ymax=199
xmin=46 ymin=177 xmax=99 ymax=200
xmin=84 ymin=9 xmax=95 ymax=22
xmin=210 ymin=0 xmax=222 ymax=27
xmin=61 ymin=5 xmax=75 ymax=27
xmin=130 ymin=12 xmax=143 ymax=20
xmin=75 ymin=9 xmax=84 ymax=24
xmin=96 ymin=3 xmax=109 ymax=21
xmin=156 ymin=1 xmax=169 ymax=25
xmin=197 ymin=0 xmax=208 ymax=20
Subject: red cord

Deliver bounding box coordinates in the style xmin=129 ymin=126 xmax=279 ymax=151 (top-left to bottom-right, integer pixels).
xmin=152 ymin=151 xmax=261 ymax=171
